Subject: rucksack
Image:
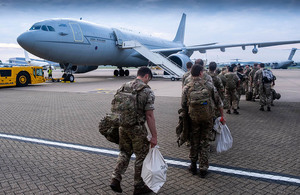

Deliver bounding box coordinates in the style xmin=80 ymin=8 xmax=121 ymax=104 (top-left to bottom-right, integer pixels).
xmin=111 ymin=81 xmax=148 ymax=127
xmin=187 ymin=81 xmax=213 ymax=123
xmin=98 ymin=113 xmax=120 ymax=144
xmin=262 ymin=69 xmax=274 ymax=83
xmin=225 ymin=73 xmax=237 ymax=90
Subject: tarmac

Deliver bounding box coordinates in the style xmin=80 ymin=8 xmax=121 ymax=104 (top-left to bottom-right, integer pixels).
xmin=0 ymin=69 xmax=300 ymax=195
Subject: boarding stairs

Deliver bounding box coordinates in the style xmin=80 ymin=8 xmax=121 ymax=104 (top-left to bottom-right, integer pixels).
xmin=121 ymin=40 xmax=185 ymax=80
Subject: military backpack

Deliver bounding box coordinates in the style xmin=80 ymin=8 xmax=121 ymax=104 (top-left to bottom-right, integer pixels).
xmin=225 ymin=73 xmax=237 ymax=90
xmin=187 ymin=81 xmax=213 ymax=123
xmin=111 ymin=81 xmax=148 ymax=127
xmin=262 ymin=69 xmax=274 ymax=83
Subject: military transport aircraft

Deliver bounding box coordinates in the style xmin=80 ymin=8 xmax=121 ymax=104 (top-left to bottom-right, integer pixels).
xmin=17 ymin=13 xmax=300 ymax=82
xmin=267 ymin=48 xmax=297 ymax=69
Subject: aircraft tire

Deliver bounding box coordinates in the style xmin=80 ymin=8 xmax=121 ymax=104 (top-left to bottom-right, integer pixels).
xmin=119 ymin=69 xmax=125 ymax=76
xmin=114 ymin=70 xmax=119 ymax=76
xmin=69 ymin=74 xmax=75 ymax=82
xmin=16 ymin=72 xmax=30 ymax=87
xmin=124 ymin=69 xmax=129 ymax=76
xmin=171 ymin=77 xmax=176 ymax=81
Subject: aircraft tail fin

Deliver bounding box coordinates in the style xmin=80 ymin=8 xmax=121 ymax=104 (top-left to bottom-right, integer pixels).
xmin=173 ymin=13 xmax=186 ymax=44
xmin=24 ymin=50 xmax=31 ymax=64
xmin=288 ymin=48 xmax=297 ymax=60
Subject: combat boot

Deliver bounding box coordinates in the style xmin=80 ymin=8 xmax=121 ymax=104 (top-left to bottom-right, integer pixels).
xmin=199 ymin=170 xmax=208 ymax=178
xmin=110 ymin=178 xmax=122 ymax=193
xmin=188 ymin=162 xmax=197 ymax=175
xmin=133 ymin=185 xmax=152 ymax=195
xmin=267 ymin=106 xmax=271 ymax=111
xmin=259 ymin=106 xmax=264 ymax=111
xmin=226 ymin=110 xmax=231 ymax=114
xmin=233 ymin=109 xmax=239 ymax=115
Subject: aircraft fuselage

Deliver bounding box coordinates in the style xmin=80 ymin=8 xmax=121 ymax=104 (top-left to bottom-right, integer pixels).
xmin=17 ymin=19 xmax=184 ymax=67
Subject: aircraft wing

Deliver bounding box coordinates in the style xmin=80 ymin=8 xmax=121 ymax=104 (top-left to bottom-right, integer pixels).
xmin=151 ymin=40 xmax=300 ymax=54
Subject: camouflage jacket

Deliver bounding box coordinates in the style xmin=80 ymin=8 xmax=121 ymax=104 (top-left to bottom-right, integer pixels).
xmin=207 ymin=71 xmax=224 ymax=95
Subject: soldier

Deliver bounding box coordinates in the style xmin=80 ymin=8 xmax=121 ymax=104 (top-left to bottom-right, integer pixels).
xmin=243 ymin=65 xmax=251 ymax=93
xmin=254 ymin=63 xmax=275 ymax=111
xmin=182 ymin=61 xmax=193 ymax=88
xmin=218 ymin=67 xmax=227 ymax=101
xmin=236 ymin=67 xmax=245 ymax=109
xmin=224 ymin=64 xmax=240 ymax=114
xmin=208 ymin=61 xmax=224 ymax=117
xmin=181 ymin=64 xmax=225 ymax=178
xmin=249 ymin=63 xmax=259 ymax=101
xmin=184 ymin=59 xmax=213 ymax=86
xmin=110 ymin=67 xmax=157 ymax=195
xmin=208 ymin=62 xmax=224 ymax=102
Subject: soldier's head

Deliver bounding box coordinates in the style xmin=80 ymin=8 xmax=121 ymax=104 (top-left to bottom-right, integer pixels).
xmin=222 ymin=67 xmax=227 ymax=73
xmin=191 ymin=64 xmax=204 ymax=77
xmin=259 ymin=63 xmax=265 ymax=68
xmin=186 ymin=61 xmax=193 ymax=70
xmin=137 ymin=66 xmax=153 ymax=84
xmin=194 ymin=59 xmax=204 ymax=66
xmin=209 ymin=61 xmax=217 ymax=72
xmin=253 ymin=63 xmax=258 ymax=68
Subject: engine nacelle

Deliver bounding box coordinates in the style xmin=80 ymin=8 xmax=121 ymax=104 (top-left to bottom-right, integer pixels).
xmin=167 ymin=53 xmax=191 ymax=71
xmin=71 ymin=65 xmax=98 ymax=73
xmin=252 ymin=47 xmax=258 ymax=54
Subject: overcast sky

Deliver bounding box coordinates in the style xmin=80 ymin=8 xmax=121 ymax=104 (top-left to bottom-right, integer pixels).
xmin=0 ymin=0 xmax=300 ymax=63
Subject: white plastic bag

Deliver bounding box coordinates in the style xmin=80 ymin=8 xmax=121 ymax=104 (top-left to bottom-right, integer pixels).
xmin=216 ymin=124 xmax=233 ymax=153
xmin=141 ymin=146 xmax=168 ymax=193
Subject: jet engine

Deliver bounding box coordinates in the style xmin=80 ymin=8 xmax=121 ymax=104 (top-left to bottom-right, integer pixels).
xmin=167 ymin=53 xmax=191 ymax=71
xmin=71 ymin=65 xmax=98 ymax=73
xmin=252 ymin=46 xmax=258 ymax=54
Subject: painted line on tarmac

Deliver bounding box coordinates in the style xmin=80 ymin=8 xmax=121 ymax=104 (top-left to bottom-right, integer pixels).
xmin=1 ymin=132 xmax=300 ymax=186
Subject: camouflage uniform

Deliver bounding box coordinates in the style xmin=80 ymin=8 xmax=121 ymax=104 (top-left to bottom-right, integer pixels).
xmin=249 ymin=67 xmax=259 ymax=100
xmin=224 ymin=72 xmax=240 ymax=110
xmin=207 ymin=71 xmax=224 ymax=117
xmin=254 ymin=69 xmax=273 ymax=108
xmin=182 ymin=71 xmax=191 ymax=88
xmin=243 ymin=67 xmax=251 ymax=93
xmin=111 ymin=78 xmax=155 ymax=189
xmin=181 ymin=77 xmax=223 ymax=171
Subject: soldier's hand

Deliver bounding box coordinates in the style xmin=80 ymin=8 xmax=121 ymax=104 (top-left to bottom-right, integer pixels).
xmin=150 ymin=137 xmax=157 ymax=148
xmin=220 ymin=116 xmax=226 ymax=125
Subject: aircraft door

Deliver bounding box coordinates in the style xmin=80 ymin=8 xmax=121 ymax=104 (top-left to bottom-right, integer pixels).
xmin=112 ymin=28 xmax=125 ymax=47
xmin=69 ymin=23 xmax=83 ymax=42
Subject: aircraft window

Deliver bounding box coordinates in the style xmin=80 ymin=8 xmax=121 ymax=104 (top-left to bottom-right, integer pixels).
xmin=59 ymin=24 xmax=67 ymax=27
xmin=29 ymin=25 xmax=41 ymax=30
xmin=41 ymin=25 xmax=48 ymax=31
xmin=47 ymin=26 xmax=55 ymax=31
xmin=36 ymin=68 xmax=43 ymax=76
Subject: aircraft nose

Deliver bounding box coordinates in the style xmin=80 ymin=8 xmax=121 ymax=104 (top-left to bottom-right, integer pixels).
xmin=17 ymin=32 xmax=35 ymax=51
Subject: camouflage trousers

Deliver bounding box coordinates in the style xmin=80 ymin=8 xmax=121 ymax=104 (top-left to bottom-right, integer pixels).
xmin=243 ymin=80 xmax=249 ymax=93
xmin=112 ymin=124 xmax=149 ymax=188
xmin=224 ymin=88 xmax=238 ymax=110
xmin=259 ymin=83 xmax=272 ymax=107
xmin=189 ymin=119 xmax=213 ymax=171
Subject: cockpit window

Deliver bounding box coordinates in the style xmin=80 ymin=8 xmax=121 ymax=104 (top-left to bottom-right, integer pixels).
xmin=47 ymin=26 xmax=55 ymax=31
xmin=41 ymin=25 xmax=48 ymax=31
xmin=29 ymin=25 xmax=41 ymax=30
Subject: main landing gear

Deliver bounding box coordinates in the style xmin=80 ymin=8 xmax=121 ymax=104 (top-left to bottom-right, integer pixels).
xmin=114 ymin=68 xmax=130 ymax=77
